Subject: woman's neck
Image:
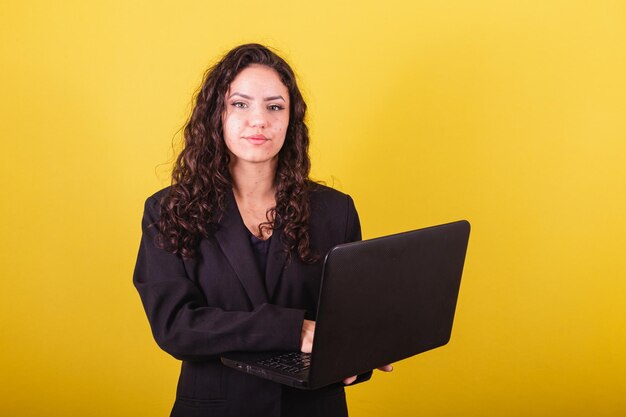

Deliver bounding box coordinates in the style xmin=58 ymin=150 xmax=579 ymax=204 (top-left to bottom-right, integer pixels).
xmin=230 ymin=159 xmax=277 ymax=202
xmin=230 ymin=159 xmax=278 ymax=239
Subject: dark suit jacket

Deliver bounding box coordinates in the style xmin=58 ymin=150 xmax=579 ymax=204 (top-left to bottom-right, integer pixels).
xmin=133 ymin=183 xmax=366 ymax=417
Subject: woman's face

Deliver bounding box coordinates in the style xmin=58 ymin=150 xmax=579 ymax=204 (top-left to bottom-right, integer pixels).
xmin=222 ymin=64 xmax=290 ymax=167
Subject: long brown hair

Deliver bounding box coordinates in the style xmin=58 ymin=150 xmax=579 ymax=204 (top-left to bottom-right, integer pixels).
xmin=157 ymin=43 xmax=315 ymax=262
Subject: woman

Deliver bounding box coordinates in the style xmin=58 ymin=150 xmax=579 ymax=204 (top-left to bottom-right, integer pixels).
xmin=133 ymin=44 xmax=388 ymax=417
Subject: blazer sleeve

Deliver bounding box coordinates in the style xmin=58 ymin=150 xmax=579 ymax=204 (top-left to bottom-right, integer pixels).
xmin=133 ymin=196 xmax=305 ymax=361
xmin=344 ymin=195 xmax=362 ymax=243
xmin=342 ymin=195 xmax=374 ymax=386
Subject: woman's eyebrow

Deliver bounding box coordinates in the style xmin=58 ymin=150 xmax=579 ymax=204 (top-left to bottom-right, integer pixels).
xmin=228 ymin=92 xmax=252 ymax=100
xmin=228 ymin=92 xmax=285 ymax=102
xmin=264 ymin=95 xmax=285 ymax=102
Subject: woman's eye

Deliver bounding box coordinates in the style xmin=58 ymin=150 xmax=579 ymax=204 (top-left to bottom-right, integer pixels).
xmin=268 ymin=104 xmax=284 ymax=111
xmin=232 ymin=102 xmax=247 ymax=108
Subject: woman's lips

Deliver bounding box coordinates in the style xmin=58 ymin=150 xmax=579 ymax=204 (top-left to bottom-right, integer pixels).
xmin=245 ymin=135 xmax=269 ymax=144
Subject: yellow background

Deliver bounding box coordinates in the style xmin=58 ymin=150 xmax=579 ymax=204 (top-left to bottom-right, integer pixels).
xmin=1 ymin=1 xmax=625 ymax=416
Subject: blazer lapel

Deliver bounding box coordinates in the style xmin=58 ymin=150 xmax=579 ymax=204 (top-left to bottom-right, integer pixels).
xmin=265 ymin=221 xmax=288 ymax=300
xmin=214 ymin=191 xmax=269 ymax=307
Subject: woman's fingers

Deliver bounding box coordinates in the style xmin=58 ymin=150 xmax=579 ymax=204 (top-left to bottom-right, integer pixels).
xmin=343 ymin=375 xmax=358 ymax=385
xmin=300 ymin=319 xmax=315 ymax=353
xmin=344 ymin=364 xmax=394 ymax=385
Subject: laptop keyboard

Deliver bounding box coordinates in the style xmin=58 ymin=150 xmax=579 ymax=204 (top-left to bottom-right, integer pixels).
xmin=257 ymin=352 xmax=311 ymax=374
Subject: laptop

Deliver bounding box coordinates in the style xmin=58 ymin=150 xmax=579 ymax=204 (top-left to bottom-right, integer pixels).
xmin=221 ymin=220 xmax=471 ymax=390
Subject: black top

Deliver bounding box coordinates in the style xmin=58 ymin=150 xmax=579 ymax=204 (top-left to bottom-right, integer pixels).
xmin=248 ymin=230 xmax=271 ymax=280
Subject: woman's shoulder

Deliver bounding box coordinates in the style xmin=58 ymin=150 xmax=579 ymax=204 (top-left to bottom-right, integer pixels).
xmin=146 ymin=186 xmax=172 ymax=201
xmin=307 ymin=181 xmax=360 ymax=242
xmin=307 ymin=181 xmax=356 ymax=209
xmin=142 ymin=186 xmax=172 ymax=215
xmin=308 ymin=181 xmax=348 ymax=197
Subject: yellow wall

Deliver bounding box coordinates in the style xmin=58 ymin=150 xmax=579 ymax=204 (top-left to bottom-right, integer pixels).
xmin=1 ymin=1 xmax=625 ymax=416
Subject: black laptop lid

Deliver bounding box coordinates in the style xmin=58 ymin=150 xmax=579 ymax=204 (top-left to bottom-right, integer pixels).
xmin=307 ymin=220 xmax=470 ymax=389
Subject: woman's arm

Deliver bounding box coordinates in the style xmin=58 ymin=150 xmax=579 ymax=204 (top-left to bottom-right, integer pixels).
xmin=133 ymin=196 xmax=306 ymax=361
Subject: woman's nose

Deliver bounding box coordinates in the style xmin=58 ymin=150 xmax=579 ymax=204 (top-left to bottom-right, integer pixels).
xmin=249 ymin=107 xmax=268 ymax=128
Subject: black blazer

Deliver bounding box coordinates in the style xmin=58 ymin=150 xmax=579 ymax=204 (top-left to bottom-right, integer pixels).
xmin=133 ymin=183 xmax=366 ymax=417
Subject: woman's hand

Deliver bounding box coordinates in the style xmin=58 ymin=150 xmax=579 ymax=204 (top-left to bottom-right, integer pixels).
xmin=343 ymin=364 xmax=394 ymax=385
xmin=300 ymin=319 xmax=315 ymax=353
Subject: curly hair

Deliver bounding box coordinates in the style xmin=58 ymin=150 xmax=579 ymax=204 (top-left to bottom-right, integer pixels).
xmin=157 ymin=43 xmax=316 ymax=262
